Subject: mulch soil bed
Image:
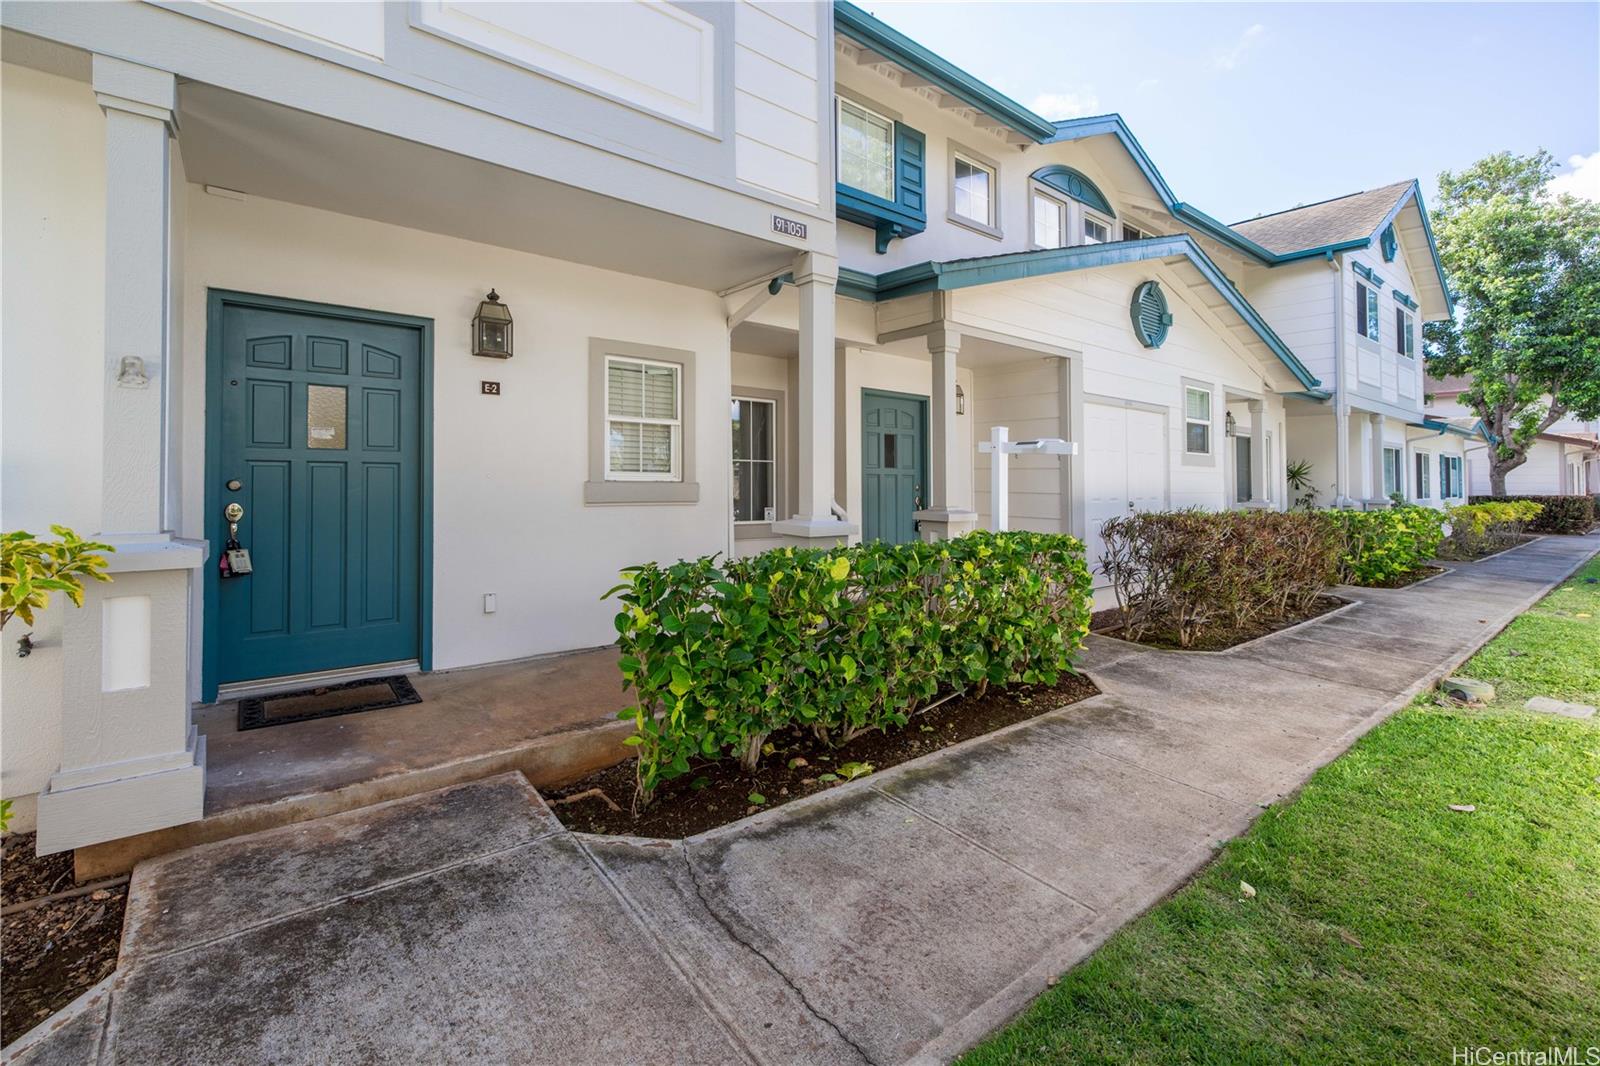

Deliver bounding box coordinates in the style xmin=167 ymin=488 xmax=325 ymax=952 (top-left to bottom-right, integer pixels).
xmin=1 ymin=833 xmax=125 ymax=1047
xmin=548 ymin=672 xmax=1099 ymax=838
xmin=1354 ymin=564 xmax=1448 ymax=589
xmin=1437 ymin=534 xmax=1541 ymax=562
xmin=1089 ymin=593 xmax=1348 ymax=652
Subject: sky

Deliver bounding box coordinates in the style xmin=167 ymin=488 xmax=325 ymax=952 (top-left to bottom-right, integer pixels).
xmin=851 ymin=2 xmax=1600 ymax=220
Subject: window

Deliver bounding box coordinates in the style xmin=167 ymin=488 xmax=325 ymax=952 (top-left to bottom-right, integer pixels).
xmin=1235 ymin=436 xmax=1252 ymax=503
xmin=1121 ymin=223 xmax=1147 ymax=242
xmin=1357 ymin=281 xmax=1380 ymax=342
xmin=1414 ymin=451 xmax=1431 ymax=500
xmin=952 ymin=153 xmax=995 ymax=228
xmin=1440 ymin=455 xmax=1463 ymax=499
xmin=1400 ymin=311 xmax=1415 ymax=358
xmin=606 ymin=356 xmax=680 ymax=481
xmin=836 ymin=97 xmax=895 ymax=201
xmin=731 ymin=397 xmax=775 ymax=523
xmin=1383 ymin=446 xmax=1402 ymax=497
xmin=1184 ymin=386 xmax=1212 ymax=455
xmin=1032 ymin=191 xmax=1065 ymax=249
xmin=1082 ymin=214 xmax=1111 ymax=245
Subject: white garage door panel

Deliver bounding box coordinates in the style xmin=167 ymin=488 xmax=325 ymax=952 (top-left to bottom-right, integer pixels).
xmin=1083 ymin=403 xmax=1167 ymax=578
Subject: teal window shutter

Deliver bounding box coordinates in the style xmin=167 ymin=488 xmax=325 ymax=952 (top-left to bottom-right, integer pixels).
xmin=1380 ymin=224 xmax=1397 ymax=262
xmin=1130 ymin=281 xmax=1172 ymax=348
xmin=895 ymin=123 xmax=925 ymax=218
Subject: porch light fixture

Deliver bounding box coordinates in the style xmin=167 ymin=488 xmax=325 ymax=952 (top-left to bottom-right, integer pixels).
xmin=472 ymin=289 xmax=513 ymax=358
xmin=955 ymin=384 xmax=966 ymax=416
xmin=1225 ymin=411 xmax=1237 ymax=437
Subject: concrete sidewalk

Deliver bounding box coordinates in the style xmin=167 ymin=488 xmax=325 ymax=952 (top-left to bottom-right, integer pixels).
xmin=10 ymin=534 xmax=1596 ymax=1066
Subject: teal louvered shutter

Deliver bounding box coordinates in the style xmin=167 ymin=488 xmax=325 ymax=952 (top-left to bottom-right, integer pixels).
xmin=894 ymin=123 xmax=925 ymax=219
xmin=1380 ymin=224 xmax=1397 ymax=261
xmin=1130 ymin=281 xmax=1173 ymax=348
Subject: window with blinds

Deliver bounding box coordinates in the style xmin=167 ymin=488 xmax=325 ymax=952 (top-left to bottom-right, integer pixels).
xmin=606 ymin=356 xmax=681 ymax=481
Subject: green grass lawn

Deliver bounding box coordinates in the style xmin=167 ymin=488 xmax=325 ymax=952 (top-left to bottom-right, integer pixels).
xmin=963 ymin=555 xmax=1600 ymax=1066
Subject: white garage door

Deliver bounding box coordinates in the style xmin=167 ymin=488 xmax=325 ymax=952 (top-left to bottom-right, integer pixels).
xmin=1083 ymin=403 xmax=1167 ymax=578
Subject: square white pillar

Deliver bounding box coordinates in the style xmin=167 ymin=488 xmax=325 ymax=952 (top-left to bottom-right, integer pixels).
xmin=1246 ymin=398 xmax=1268 ymax=506
xmin=1367 ymin=413 xmax=1387 ymax=505
xmin=773 ymin=252 xmax=854 ymax=541
xmin=914 ymin=329 xmax=978 ymax=541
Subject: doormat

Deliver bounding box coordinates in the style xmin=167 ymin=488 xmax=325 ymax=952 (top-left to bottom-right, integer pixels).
xmin=237 ymin=675 xmax=422 ymax=731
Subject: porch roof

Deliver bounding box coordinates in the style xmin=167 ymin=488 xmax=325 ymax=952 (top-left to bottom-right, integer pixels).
xmin=1409 ymin=416 xmax=1493 ymax=442
xmin=837 ymin=234 xmax=1323 ymax=391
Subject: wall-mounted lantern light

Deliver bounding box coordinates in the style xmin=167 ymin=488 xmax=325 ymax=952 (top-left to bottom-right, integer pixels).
xmin=955 ymin=383 xmax=966 ymax=416
xmin=472 ymin=290 xmax=513 ymax=358
xmin=1225 ymin=411 xmax=1238 ymax=437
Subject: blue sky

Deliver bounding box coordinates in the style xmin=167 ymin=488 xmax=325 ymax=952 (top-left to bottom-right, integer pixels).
xmin=853 ymin=2 xmax=1600 ymax=219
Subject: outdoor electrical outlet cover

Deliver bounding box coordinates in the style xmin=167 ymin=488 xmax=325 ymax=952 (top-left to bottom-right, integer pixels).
xmin=1440 ymin=676 xmax=1495 ymax=703
xmin=484 ymin=594 xmax=497 ymax=614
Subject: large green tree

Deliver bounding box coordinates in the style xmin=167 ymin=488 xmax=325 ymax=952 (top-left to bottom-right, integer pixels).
xmin=1424 ymin=150 xmax=1600 ymax=495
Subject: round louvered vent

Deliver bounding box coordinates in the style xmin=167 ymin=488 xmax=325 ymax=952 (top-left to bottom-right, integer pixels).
xmin=1130 ymin=281 xmax=1172 ymax=349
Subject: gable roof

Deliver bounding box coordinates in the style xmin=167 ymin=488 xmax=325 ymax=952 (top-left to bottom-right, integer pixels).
xmin=836 ymin=234 xmax=1323 ymax=392
xmin=1232 ymin=181 xmax=1416 ymax=255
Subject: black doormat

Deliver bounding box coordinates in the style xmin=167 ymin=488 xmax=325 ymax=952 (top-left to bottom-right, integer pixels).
xmin=237 ymin=675 xmax=422 ymax=731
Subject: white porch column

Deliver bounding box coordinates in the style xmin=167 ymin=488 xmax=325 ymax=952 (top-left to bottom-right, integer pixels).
xmin=1367 ymin=413 xmax=1387 ymax=504
xmin=1333 ymin=399 xmax=1352 ymax=507
xmin=1247 ymin=399 xmax=1267 ymax=506
xmin=773 ymin=251 xmax=854 ymax=541
xmin=35 ymin=57 xmax=208 ymax=855
xmin=914 ymin=328 xmax=978 ymax=541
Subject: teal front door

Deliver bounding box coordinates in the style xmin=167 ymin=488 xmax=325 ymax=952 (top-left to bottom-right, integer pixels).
xmin=862 ymin=391 xmax=926 ymax=544
xmin=209 ymin=294 xmax=426 ymax=688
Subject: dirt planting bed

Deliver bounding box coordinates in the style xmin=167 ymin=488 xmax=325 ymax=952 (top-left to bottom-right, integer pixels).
xmin=548 ymin=672 xmax=1099 ymax=838
xmin=1090 ymin=594 xmax=1349 ymax=652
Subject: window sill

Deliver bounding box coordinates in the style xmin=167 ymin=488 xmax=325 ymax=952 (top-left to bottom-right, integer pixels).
xmin=946 ymin=212 xmax=1004 ymax=241
xmin=584 ymin=481 xmax=701 ymax=505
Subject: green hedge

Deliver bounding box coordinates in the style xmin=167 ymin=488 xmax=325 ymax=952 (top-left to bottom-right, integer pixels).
xmin=1440 ymin=500 xmax=1544 ymax=558
xmin=1473 ymin=494 xmax=1594 ymax=534
xmin=607 ymin=531 xmax=1093 ymax=803
xmin=1099 ymin=510 xmax=1342 ymax=648
xmin=1322 ymin=505 xmax=1447 ymax=585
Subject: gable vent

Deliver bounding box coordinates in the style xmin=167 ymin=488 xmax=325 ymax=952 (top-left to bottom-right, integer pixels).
xmin=1130 ymin=281 xmax=1173 ymax=349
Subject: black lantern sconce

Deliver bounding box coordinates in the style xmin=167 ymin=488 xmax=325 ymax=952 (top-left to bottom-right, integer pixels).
xmin=472 ymin=290 xmax=513 ymax=358
xmin=1224 ymin=411 xmax=1237 ymax=437
xmin=955 ymin=383 xmax=966 ymax=416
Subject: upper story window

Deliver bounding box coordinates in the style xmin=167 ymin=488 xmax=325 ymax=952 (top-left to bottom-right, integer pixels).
xmin=837 ymin=98 xmax=895 ymax=201
xmin=606 ymin=356 xmax=681 ymax=481
xmin=1122 ymin=223 xmax=1148 ymax=242
xmin=1082 ymin=214 xmax=1111 ymax=245
xmin=1395 ymin=308 xmax=1415 ymax=358
xmin=1184 ymin=386 xmax=1212 ymax=455
xmin=1032 ymin=190 xmax=1066 ymax=249
xmin=952 ymin=153 xmax=996 ymax=229
xmin=1356 ymin=280 xmax=1380 ymax=343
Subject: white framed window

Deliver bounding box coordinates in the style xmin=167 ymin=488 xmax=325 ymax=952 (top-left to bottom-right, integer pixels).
xmin=1395 ymin=309 xmax=1415 ymax=358
xmin=731 ymin=396 xmax=776 ymax=523
xmin=836 ymin=97 xmax=895 ymax=201
xmin=1357 ymin=281 xmax=1380 ymax=343
xmin=1414 ymin=451 xmax=1431 ymax=500
xmin=1082 ymin=213 xmax=1111 ymax=245
xmin=1121 ymin=222 xmax=1147 ymax=242
xmin=1032 ymin=190 xmax=1066 ymax=249
xmin=1441 ymin=455 xmax=1463 ymax=499
xmin=1383 ymin=446 xmax=1402 ymax=497
xmin=952 ymin=152 xmax=996 ymax=228
xmin=605 ymin=356 xmax=681 ymax=481
xmin=1184 ymin=386 xmax=1212 ymax=455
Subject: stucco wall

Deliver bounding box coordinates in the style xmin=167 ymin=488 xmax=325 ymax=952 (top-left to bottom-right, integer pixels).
xmin=179 ymin=189 xmax=734 ymax=686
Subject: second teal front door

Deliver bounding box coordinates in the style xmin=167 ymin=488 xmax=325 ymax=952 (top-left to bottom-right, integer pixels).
xmin=862 ymin=391 xmax=926 ymax=544
xmin=211 ymin=295 xmax=425 ymax=686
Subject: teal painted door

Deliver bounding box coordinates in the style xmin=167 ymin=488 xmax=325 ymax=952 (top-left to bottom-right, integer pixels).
xmin=215 ymin=303 xmax=422 ymax=683
xmin=862 ymin=392 xmax=925 ymax=544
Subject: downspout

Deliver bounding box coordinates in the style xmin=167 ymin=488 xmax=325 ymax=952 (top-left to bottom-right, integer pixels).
xmin=1329 ymin=251 xmax=1351 ymax=507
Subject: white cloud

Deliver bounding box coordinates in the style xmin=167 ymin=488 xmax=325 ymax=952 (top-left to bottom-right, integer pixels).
xmin=1213 ymin=23 xmax=1266 ymax=71
xmin=1548 ymin=151 xmax=1600 ymax=201
xmin=1029 ymin=90 xmax=1101 ymax=119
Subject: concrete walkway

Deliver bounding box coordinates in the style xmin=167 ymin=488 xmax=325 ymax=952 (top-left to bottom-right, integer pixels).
xmin=10 ymin=534 xmax=1596 ymax=1066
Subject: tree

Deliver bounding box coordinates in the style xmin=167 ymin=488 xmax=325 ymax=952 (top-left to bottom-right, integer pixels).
xmin=1424 ymin=151 xmax=1600 ymax=495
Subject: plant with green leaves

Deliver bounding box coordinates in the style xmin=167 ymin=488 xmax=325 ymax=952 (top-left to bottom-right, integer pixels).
xmin=1321 ymin=506 xmax=1447 ymax=586
xmin=1424 ymin=151 xmax=1600 ymax=495
xmin=1440 ymin=499 xmax=1544 ymax=559
xmin=1285 ymin=460 xmax=1320 ymax=511
xmin=606 ymin=531 xmax=1092 ymax=805
xmin=1 ymin=526 xmax=115 ymax=631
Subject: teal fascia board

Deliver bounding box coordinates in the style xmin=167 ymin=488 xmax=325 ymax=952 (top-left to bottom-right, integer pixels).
xmin=1372 ymin=180 xmax=1455 ymax=315
xmin=1411 ymin=417 xmax=1484 ymax=440
xmin=833 ymin=2 xmax=1055 ymax=141
xmin=836 ymin=267 xmax=881 ymax=302
xmin=858 ymin=235 xmax=1322 ymax=390
xmin=1287 ymin=388 xmax=1334 ymax=402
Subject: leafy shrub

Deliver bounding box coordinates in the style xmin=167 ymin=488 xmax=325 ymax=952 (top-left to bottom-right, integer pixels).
xmin=1098 ymin=511 xmax=1340 ymax=648
xmin=1 ymin=526 xmax=114 ymax=630
xmin=1440 ymin=500 xmax=1544 ymax=559
xmin=607 ymin=531 xmax=1092 ymax=804
xmin=1472 ymin=495 xmax=1594 ymax=534
xmin=1322 ymin=505 xmax=1447 ymax=585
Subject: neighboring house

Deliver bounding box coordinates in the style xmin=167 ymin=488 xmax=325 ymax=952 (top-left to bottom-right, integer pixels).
xmin=1425 ymin=375 xmax=1600 ymax=497
xmin=0 ymin=1 xmax=1451 ymax=854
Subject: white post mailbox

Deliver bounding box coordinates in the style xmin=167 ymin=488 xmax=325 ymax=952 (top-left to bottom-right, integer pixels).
xmin=977 ymin=425 xmax=1078 ymax=532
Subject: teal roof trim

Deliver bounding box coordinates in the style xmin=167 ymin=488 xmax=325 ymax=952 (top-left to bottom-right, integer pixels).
xmin=1412 ymin=417 xmax=1486 ymax=440
xmin=1392 ymin=288 xmax=1419 ymax=311
xmin=843 ymin=235 xmax=1321 ymax=390
xmin=834 ymin=2 xmax=1056 ymax=141
xmin=1031 ymin=165 xmax=1116 ymax=218
xmin=1371 ymin=180 xmax=1455 ymax=315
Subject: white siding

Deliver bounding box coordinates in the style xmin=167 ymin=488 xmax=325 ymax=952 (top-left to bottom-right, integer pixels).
xmin=734 ymin=1 xmax=822 ymax=204
xmin=1235 ymin=261 xmax=1336 ymax=385
xmin=972 ymin=360 xmax=1067 ymax=532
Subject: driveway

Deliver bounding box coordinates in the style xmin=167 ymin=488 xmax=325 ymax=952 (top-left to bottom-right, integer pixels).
xmin=11 ymin=534 xmax=1597 ymax=1066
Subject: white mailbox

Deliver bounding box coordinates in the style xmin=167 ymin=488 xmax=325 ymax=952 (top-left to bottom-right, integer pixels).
xmin=977 ymin=425 xmax=1078 ymax=532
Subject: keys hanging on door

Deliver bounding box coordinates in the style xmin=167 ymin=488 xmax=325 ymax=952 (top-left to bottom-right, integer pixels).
xmin=219 ymin=501 xmax=253 ymax=578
